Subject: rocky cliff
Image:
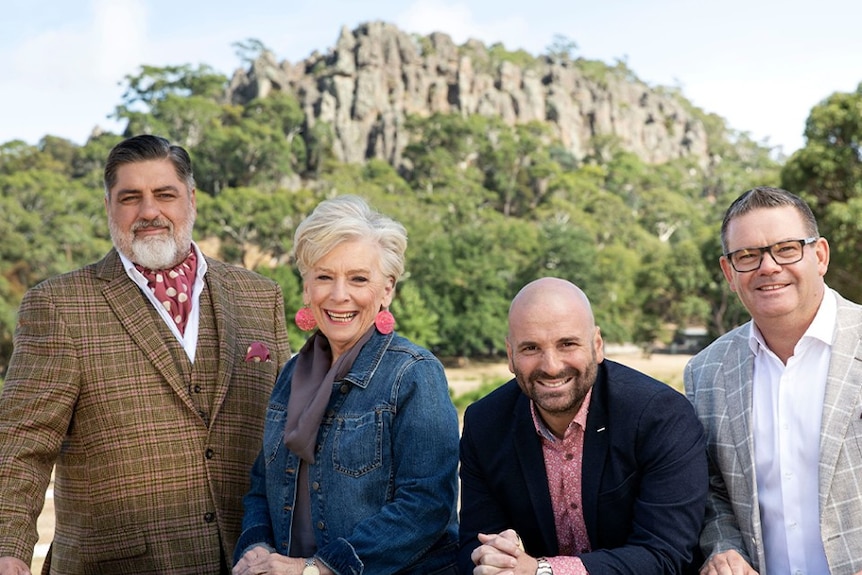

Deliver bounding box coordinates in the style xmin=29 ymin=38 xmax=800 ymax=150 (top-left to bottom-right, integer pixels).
xmin=226 ymin=21 xmax=711 ymax=168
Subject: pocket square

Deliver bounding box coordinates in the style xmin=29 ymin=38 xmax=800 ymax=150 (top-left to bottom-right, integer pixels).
xmin=245 ymin=341 xmax=271 ymax=363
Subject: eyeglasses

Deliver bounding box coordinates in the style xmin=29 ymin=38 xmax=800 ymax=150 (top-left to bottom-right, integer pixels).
xmin=724 ymin=237 xmax=818 ymax=273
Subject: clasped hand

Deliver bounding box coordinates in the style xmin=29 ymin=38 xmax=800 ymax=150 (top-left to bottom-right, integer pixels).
xmin=471 ymin=529 xmax=537 ymax=575
xmin=232 ymin=546 xmax=303 ymax=575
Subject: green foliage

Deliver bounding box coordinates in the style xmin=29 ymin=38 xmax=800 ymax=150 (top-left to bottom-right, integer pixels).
xmin=0 ymin=51 xmax=793 ymax=373
xmin=545 ymin=34 xmax=579 ymax=64
xmin=254 ymin=264 xmax=306 ymax=354
xmin=782 ymin=82 xmax=862 ymax=302
xmin=451 ymin=374 xmax=509 ymax=413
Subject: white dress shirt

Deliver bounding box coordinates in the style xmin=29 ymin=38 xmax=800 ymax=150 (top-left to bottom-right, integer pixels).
xmin=750 ymin=289 xmax=836 ymax=575
xmin=119 ymin=242 xmax=208 ymax=362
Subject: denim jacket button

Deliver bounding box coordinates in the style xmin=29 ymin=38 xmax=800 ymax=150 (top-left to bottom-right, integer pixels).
xmin=312 ymin=481 xmax=321 ymax=491
xmin=339 ymin=384 xmax=349 ymax=394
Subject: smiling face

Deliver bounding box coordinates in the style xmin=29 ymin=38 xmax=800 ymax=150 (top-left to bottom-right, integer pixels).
xmin=720 ymin=205 xmax=829 ymax=333
xmin=506 ymin=278 xmax=604 ymax=437
xmin=303 ymin=238 xmax=395 ymax=360
xmin=106 ymin=158 xmax=196 ymax=270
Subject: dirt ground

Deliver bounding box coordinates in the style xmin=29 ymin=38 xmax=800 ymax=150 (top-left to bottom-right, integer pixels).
xmin=30 ymin=351 xmax=691 ymax=572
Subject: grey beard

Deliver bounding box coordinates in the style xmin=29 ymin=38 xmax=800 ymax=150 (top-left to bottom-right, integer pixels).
xmin=130 ymin=236 xmax=185 ymax=270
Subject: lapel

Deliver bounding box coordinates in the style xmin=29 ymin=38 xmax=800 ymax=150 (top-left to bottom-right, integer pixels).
xmin=724 ymin=327 xmax=757 ymax=493
xmin=819 ymin=294 xmax=862 ymax=507
xmin=199 ymin=258 xmax=238 ymax=424
xmin=513 ymin=393 xmax=559 ymax=554
xmin=98 ymin=250 xmax=198 ymax=413
xmin=581 ymin=370 xmax=609 ymax=545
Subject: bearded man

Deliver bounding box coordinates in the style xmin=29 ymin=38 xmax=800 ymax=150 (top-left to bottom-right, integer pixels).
xmin=458 ymin=277 xmax=707 ymax=575
xmin=0 ymin=135 xmax=289 ymax=575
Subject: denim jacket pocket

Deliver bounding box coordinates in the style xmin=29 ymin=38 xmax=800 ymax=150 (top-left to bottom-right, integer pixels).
xmin=264 ymin=404 xmax=286 ymax=463
xmin=332 ymin=410 xmax=383 ymax=477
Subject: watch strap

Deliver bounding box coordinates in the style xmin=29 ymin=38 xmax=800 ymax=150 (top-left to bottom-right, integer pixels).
xmin=536 ymin=557 xmax=553 ymax=575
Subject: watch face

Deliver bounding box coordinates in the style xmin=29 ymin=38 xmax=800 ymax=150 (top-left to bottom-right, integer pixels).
xmin=302 ymin=563 xmax=320 ymax=575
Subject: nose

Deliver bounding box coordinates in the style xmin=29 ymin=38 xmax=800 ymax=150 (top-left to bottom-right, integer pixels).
xmin=540 ymin=349 xmax=565 ymax=375
xmin=138 ymin=193 xmax=161 ymax=220
xmin=330 ymin=278 xmax=350 ymax=301
xmin=757 ymin=249 xmax=783 ymax=274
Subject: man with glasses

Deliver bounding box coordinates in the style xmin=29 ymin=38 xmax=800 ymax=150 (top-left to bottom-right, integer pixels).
xmin=684 ymin=186 xmax=862 ymax=574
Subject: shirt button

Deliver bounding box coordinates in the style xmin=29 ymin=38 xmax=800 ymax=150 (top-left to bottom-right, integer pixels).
xmin=565 ymin=453 xmax=574 ymax=460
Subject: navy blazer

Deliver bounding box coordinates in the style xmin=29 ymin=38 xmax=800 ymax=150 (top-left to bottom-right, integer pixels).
xmin=458 ymin=360 xmax=707 ymax=575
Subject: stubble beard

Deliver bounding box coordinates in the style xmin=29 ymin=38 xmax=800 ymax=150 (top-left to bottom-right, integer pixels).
xmin=514 ymin=351 xmax=598 ymax=417
xmin=110 ymin=215 xmax=195 ymax=270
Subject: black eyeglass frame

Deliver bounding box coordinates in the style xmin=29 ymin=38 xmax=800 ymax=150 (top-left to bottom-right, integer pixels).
xmin=724 ymin=236 xmax=819 ymax=273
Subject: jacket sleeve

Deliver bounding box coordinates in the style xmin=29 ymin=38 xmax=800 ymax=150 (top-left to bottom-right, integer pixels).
xmin=458 ymin=404 xmax=513 ymax=574
xmin=683 ymin=360 xmax=756 ymax=568
xmin=0 ymin=286 xmax=78 ymax=563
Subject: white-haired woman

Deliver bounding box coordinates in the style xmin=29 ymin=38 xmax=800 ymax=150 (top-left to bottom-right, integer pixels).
xmin=234 ymin=195 xmax=459 ymax=575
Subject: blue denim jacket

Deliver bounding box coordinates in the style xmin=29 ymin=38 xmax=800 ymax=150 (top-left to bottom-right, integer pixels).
xmin=235 ymin=330 xmax=459 ymax=574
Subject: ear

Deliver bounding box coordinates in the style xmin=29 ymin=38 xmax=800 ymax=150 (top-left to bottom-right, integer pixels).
xmin=505 ymin=338 xmax=516 ymax=375
xmin=381 ymin=276 xmax=396 ymax=307
xmin=189 ymin=187 xmax=197 ymax=211
xmin=814 ymin=236 xmax=830 ymax=276
xmin=719 ymin=256 xmax=738 ymax=293
xmin=593 ymin=326 xmax=605 ymax=363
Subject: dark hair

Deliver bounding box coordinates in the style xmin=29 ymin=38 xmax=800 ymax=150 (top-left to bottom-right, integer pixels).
xmin=720 ymin=186 xmax=819 ymax=253
xmin=103 ymin=135 xmax=195 ymax=197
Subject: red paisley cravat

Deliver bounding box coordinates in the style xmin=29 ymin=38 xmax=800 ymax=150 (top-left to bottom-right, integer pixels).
xmin=136 ymin=250 xmax=197 ymax=335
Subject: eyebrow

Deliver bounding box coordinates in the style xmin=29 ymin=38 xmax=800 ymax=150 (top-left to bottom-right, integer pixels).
xmin=113 ymin=184 xmax=182 ymax=197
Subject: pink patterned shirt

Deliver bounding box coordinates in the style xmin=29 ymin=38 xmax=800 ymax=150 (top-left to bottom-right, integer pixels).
xmin=530 ymin=388 xmax=593 ymax=575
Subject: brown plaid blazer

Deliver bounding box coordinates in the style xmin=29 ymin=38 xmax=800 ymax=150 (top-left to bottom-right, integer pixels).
xmin=0 ymin=249 xmax=290 ymax=574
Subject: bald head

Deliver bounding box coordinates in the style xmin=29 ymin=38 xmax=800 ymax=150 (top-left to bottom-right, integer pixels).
xmin=508 ymin=277 xmax=595 ymax=337
xmin=506 ymin=277 xmax=603 ymax=436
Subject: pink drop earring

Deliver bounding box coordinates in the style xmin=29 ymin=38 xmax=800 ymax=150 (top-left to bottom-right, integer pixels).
xmin=294 ymin=306 xmax=317 ymax=331
xmin=374 ymin=309 xmax=395 ymax=334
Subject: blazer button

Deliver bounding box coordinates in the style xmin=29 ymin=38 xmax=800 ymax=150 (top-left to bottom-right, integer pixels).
xmin=204 ymin=512 xmax=215 ymax=523
xmin=205 ymin=448 xmax=214 ymax=459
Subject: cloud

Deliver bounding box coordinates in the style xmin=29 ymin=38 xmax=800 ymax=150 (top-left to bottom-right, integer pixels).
xmin=0 ymin=0 xmax=148 ymax=143
xmin=396 ymin=0 xmax=537 ymax=52
xmin=92 ymin=0 xmax=148 ymax=82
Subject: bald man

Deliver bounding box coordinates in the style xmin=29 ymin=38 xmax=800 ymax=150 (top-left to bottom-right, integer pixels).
xmin=458 ymin=278 xmax=707 ymax=575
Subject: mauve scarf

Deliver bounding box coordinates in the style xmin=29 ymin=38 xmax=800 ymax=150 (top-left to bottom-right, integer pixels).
xmin=283 ymin=327 xmax=375 ymax=462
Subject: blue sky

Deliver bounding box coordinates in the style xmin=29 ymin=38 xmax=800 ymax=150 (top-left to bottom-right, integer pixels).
xmin=3 ymin=0 xmax=861 ymax=156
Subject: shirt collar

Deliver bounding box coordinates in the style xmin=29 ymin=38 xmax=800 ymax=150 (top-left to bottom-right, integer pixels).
xmin=748 ymin=287 xmax=837 ymax=355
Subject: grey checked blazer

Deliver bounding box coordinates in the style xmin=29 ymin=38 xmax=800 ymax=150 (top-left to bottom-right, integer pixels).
xmin=684 ymin=290 xmax=862 ymax=574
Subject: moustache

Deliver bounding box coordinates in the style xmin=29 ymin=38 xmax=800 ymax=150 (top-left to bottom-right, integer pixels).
xmin=132 ymin=219 xmax=172 ymax=232
xmin=528 ymin=366 xmax=580 ymax=382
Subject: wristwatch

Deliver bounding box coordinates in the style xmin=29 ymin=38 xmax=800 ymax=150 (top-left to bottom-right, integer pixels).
xmin=536 ymin=557 xmax=553 ymax=575
xmin=302 ymin=557 xmax=320 ymax=575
